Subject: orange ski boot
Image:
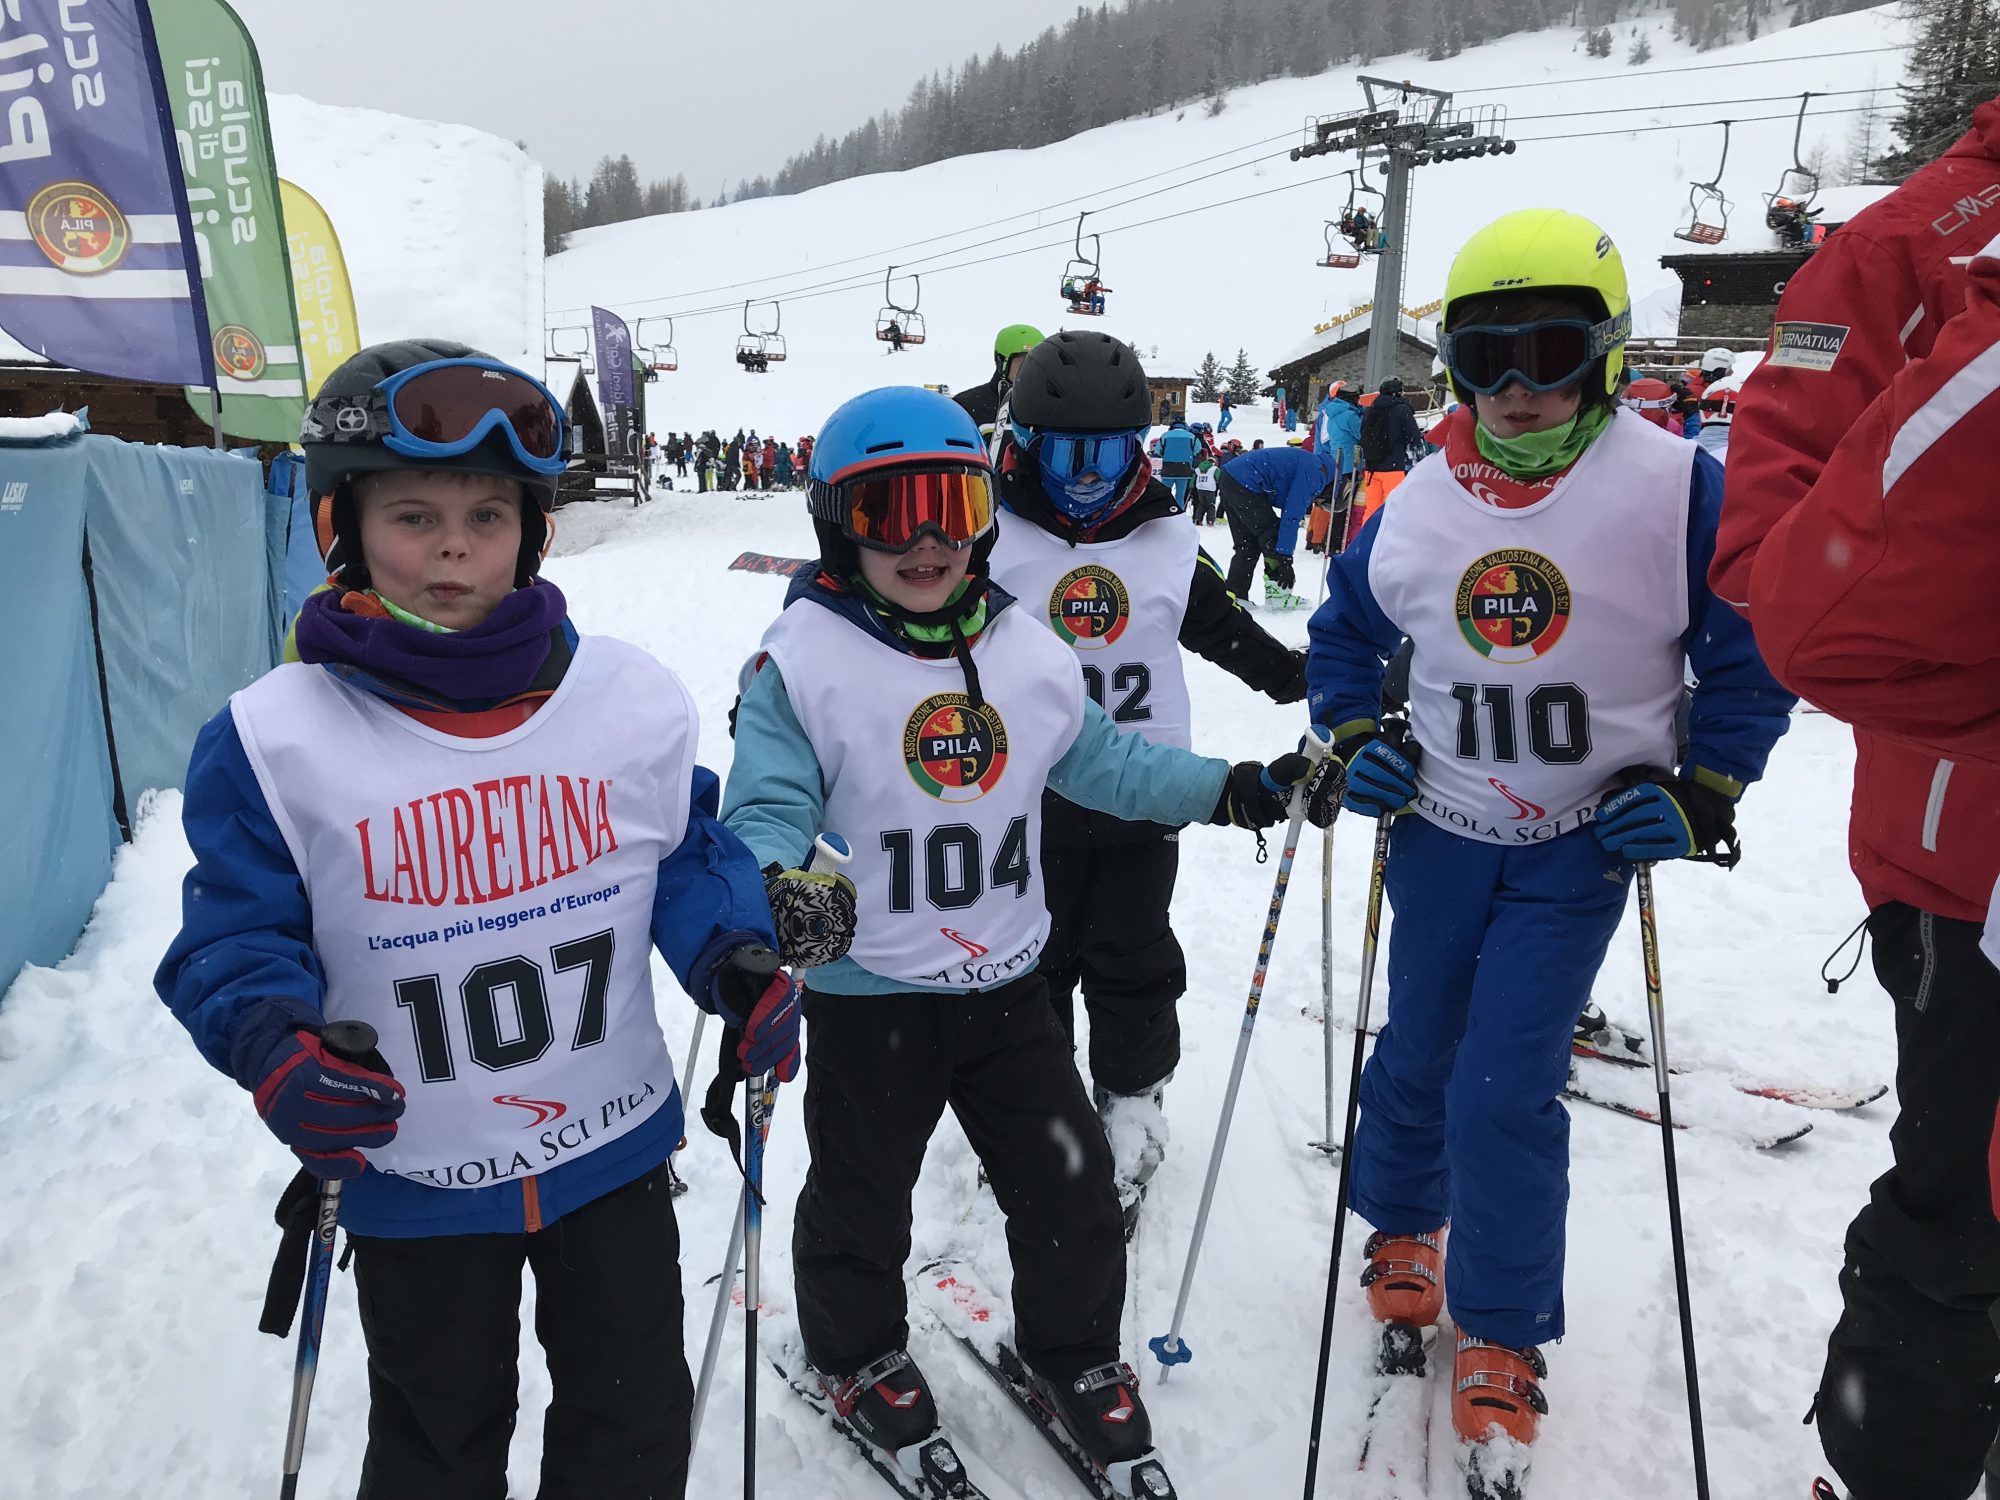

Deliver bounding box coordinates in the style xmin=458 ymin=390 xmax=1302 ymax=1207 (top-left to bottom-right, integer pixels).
xmin=1360 ymin=1226 xmax=1446 ymax=1328
xmin=1452 ymin=1333 xmax=1548 ymax=1446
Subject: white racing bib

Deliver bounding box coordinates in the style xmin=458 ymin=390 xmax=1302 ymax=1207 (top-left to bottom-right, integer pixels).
xmin=1367 ymin=411 xmax=1694 ymax=844
xmin=987 ymin=510 xmax=1197 ymax=749
xmin=759 ymin=601 xmax=1085 ymax=988
xmin=231 ymin=637 xmax=693 ymax=1188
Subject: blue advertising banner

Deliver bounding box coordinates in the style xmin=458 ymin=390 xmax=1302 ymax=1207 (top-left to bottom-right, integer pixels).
xmin=0 ymin=0 xmax=212 ymax=385
xmin=592 ymin=304 xmax=635 ymax=460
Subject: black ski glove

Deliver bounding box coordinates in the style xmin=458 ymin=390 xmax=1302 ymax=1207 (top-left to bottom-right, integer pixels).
xmin=1264 ymin=550 xmax=1297 ymax=590
xmin=1270 ymin=648 xmax=1308 ymax=706
xmin=1592 ymin=765 xmax=1740 ymax=866
xmin=1211 ymin=752 xmax=1338 ymax=830
xmin=763 ymin=862 xmax=859 ymax=970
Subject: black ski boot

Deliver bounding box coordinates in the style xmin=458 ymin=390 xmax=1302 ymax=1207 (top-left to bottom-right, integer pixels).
xmin=821 ymin=1349 xmax=941 ymax=1458
xmin=1028 ymin=1360 xmax=1176 ymax=1497
xmin=1573 ymin=1000 xmax=1643 ymax=1061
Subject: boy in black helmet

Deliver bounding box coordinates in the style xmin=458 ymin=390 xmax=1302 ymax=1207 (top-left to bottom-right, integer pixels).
xmin=156 ymin=339 xmax=841 ymax=1500
xmin=988 ymin=330 xmax=1310 ymax=1232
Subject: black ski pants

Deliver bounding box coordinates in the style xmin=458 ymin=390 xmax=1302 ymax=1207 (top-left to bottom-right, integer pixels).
xmin=1040 ymin=805 xmax=1185 ymax=1097
xmin=1191 ymin=486 xmax=1218 ymax=526
xmin=1816 ymin=902 xmax=2000 ymax=1500
xmin=791 ymin=973 xmax=1126 ymax=1383
xmin=349 ymin=1163 xmax=690 ymax=1500
xmin=1219 ymin=472 xmax=1279 ymax=597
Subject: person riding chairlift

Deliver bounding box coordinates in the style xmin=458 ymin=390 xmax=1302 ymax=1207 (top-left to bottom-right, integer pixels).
xmin=1341 ymin=205 xmax=1379 ymax=254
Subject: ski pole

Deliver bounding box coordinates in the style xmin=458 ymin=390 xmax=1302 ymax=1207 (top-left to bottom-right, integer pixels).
xmin=1636 ymin=861 xmax=1712 ymax=1500
xmin=1150 ymin=726 xmax=1333 ymax=1381
xmin=1302 ymin=809 xmax=1392 ymax=1497
xmin=278 ymin=1019 xmax=381 ymax=1500
xmin=743 ymin=1066 xmax=775 ymax=1499
xmin=674 ymin=1008 xmax=708 ymax=1183
xmin=1309 ymin=822 xmax=1339 ymax=1154
xmin=691 ymin=833 xmax=851 ymax=1460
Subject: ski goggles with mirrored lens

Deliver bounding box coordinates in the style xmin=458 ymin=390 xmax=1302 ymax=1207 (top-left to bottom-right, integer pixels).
xmin=303 ymin=358 xmax=569 ymax=475
xmin=823 ymin=464 xmax=996 ymax=552
xmin=1023 ymin=427 xmax=1143 ymax=488
xmin=1442 ymin=313 xmax=1631 ymax=395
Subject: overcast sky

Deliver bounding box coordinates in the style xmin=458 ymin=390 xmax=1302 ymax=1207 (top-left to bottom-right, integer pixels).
xmin=228 ymin=0 xmax=1088 ymax=194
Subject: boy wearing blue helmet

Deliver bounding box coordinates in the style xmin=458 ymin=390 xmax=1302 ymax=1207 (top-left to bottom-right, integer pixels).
xmin=155 ymin=340 xmax=818 ymax=1498
xmin=723 ymin=385 xmax=1329 ymax=1498
xmin=988 ymin=331 xmax=1309 ymax=1232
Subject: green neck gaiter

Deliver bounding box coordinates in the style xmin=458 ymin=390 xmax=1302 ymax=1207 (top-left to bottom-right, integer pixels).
xmin=368 ymin=590 xmax=458 ymax=634
xmin=1474 ymin=403 xmax=1612 ymax=481
xmin=856 ymin=574 xmax=988 ymax=645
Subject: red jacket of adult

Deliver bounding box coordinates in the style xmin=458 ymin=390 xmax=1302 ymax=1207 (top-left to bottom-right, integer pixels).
xmin=1713 ymin=100 xmax=2000 ymax=921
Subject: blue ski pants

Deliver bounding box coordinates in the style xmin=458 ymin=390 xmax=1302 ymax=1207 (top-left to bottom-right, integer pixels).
xmin=1350 ymin=813 xmax=1633 ymax=1348
xmin=1163 ymin=474 xmax=1191 ymax=509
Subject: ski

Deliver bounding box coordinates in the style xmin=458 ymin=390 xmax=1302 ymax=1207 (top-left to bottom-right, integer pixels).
xmin=1459 ymin=1436 xmax=1533 ymax=1499
xmin=728 ymin=550 xmax=815 ymax=577
xmin=1573 ymin=1008 xmax=1886 ymax=1112
xmin=1561 ymin=1068 xmax=1813 ymax=1149
xmin=768 ymin=1338 xmax=994 ymax=1500
xmin=1354 ymin=1322 xmax=1433 ymax=1494
xmin=915 ymin=1259 xmax=1179 ymax=1500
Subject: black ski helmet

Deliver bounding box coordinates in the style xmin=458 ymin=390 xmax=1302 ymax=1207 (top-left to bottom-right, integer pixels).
xmin=1007 ymin=330 xmax=1152 ymax=432
xmin=301 ymin=338 xmax=562 ymax=590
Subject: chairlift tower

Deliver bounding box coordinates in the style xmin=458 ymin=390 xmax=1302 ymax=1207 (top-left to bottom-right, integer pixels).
xmin=1294 ymin=78 xmax=1516 ymax=390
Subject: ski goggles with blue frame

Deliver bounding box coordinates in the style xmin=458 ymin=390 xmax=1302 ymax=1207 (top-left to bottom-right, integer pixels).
xmin=1441 ymin=312 xmax=1631 ymax=395
xmin=303 ymin=357 xmax=569 ymax=475
xmin=1012 ymin=424 xmax=1143 ymax=488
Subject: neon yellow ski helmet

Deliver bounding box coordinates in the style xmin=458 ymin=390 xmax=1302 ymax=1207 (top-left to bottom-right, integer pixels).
xmin=995 ymin=323 xmax=1044 ymax=359
xmin=1442 ymin=209 xmax=1631 ymax=396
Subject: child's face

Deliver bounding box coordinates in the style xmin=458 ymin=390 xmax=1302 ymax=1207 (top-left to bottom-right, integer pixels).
xmin=857 ymin=534 xmax=969 ymax=613
xmin=356 ymin=471 xmax=523 ymax=629
xmin=1472 ymin=379 xmax=1582 ymax=439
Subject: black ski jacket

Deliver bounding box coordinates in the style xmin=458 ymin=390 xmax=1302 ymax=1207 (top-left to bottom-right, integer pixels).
xmin=954 ymin=373 xmax=1006 ymax=432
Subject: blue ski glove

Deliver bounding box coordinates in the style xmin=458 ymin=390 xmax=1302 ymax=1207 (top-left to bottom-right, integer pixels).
xmin=1338 ymin=733 xmax=1422 ymax=819
xmin=1592 ymin=768 xmax=1738 ymax=864
xmin=712 ymin=944 xmax=802 ymax=1082
xmin=251 ymin=1025 xmax=405 ymax=1180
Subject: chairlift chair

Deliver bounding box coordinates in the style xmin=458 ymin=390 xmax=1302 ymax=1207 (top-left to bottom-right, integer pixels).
xmin=1674 ymin=122 xmax=1733 ymax=246
xmin=1320 ymin=221 xmax=1361 ymax=270
xmin=546 ymin=323 xmax=590 ymax=361
xmin=741 ymin=300 xmax=785 ymax=366
xmin=876 ymin=265 xmax=927 ymax=349
xmin=1061 ymin=212 xmax=1106 ymax=315
xmin=1763 ymin=94 xmax=1825 ymax=247
xmin=637 ymin=315 xmax=678 ymax=373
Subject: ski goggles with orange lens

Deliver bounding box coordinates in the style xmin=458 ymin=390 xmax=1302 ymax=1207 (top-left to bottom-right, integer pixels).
xmin=304 ymin=357 xmax=569 ymax=475
xmin=823 ymin=464 xmax=995 ymax=552
xmin=1442 ymin=312 xmax=1630 ymax=395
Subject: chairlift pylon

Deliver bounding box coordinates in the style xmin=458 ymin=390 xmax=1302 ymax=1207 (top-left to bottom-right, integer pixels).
xmin=1060 ymin=212 xmax=1108 ymax=315
xmin=875 ymin=265 xmax=927 ymax=349
xmin=637 ymin=315 xmax=678 ymax=373
xmin=1764 ymin=92 xmax=1825 ymax=249
xmin=1674 ymin=121 xmax=1733 ymax=246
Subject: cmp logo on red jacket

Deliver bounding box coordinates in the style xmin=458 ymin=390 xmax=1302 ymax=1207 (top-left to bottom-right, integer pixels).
xmin=904 ymin=693 xmax=1009 ymax=802
xmin=1048 ymin=564 xmax=1130 ymax=649
xmin=1455 ymin=548 xmax=1571 ymax=662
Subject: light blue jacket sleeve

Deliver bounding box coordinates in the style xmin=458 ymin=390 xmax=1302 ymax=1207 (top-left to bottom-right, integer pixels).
xmin=719 ymin=662 xmax=823 ymax=873
xmin=1048 ymin=700 xmax=1228 ymax=825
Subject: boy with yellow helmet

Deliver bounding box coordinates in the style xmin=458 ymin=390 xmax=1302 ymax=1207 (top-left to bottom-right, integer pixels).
xmin=1302 ymin=209 xmax=1794 ymax=1490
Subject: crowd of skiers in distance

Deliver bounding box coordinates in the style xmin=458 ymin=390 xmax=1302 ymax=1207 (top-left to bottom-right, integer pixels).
xmin=645 ymin=429 xmax=817 ymax=492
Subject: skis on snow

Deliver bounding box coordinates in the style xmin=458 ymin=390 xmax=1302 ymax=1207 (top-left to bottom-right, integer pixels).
xmin=1354 ymin=1322 xmax=1433 ymax=1493
xmin=916 ymin=1258 xmax=1180 ymax=1500
xmin=766 ymin=1331 xmax=994 ymax=1500
xmin=1571 ymin=1009 xmax=1886 ymax=1112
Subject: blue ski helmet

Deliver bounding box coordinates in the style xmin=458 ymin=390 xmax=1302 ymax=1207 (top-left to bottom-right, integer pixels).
xmin=806 ymin=386 xmax=994 ymax=577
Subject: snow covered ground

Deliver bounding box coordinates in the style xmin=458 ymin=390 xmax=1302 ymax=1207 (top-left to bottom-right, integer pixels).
xmin=546 ymin=6 xmax=1910 ymax=444
xmin=1 ymin=482 xmax=1890 ymax=1498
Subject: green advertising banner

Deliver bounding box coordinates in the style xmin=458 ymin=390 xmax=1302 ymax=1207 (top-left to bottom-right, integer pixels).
xmin=153 ymin=0 xmax=304 ymax=440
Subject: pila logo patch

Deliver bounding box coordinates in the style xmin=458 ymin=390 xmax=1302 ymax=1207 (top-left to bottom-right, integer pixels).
xmin=903 ymin=693 xmax=1009 ymax=802
xmin=1048 ymin=564 xmax=1130 ymax=649
xmin=1455 ymin=548 xmax=1571 ymax=661
xmin=27 ymin=181 xmax=129 ymax=274
xmin=214 ymin=325 xmax=268 ymax=381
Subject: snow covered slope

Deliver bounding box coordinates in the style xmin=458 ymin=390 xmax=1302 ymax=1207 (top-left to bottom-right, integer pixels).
xmin=0 ymin=95 xmax=542 ymax=371
xmin=547 ymin=5 xmax=1909 ymax=440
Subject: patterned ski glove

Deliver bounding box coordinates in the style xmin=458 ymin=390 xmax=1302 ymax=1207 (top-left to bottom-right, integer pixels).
xmin=1593 ymin=766 xmax=1740 ymax=866
xmin=251 ymin=1025 xmax=405 ymax=1180
xmin=764 ymin=862 xmax=859 ymax=970
xmin=1211 ymin=752 xmax=1338 ymax=831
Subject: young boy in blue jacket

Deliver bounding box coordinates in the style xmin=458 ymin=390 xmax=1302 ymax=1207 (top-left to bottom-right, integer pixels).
xmin=1216 ymin=443 xmax=1343 ymax=607
xmin=722 ymin=386 xmax=1329 ymax=1498
xmin=155 ymin=340 xmax=823 ymax=1500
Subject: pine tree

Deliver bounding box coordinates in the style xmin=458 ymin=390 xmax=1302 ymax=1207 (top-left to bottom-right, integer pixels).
xmin=1226 ymin=348 xmax=1262 ymax=403
xmin=1627 ymin=32 xmax=1652 ymax=65
xmin=1194 ymin=351 xmax=1226 ymax=402
xmin=1876 ymin=0 xmax=2000 ymax=179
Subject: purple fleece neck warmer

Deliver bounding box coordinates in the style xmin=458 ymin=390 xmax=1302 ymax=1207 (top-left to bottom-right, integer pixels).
xmin=294 ymin=582 xmax=568 ymax=704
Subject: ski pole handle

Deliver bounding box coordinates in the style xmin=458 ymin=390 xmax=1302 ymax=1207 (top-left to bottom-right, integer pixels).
xmin=809 ymin=832 xmax=853 ymax=876
xmin=320 ymin=1019 xmax=380 ymax=1064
